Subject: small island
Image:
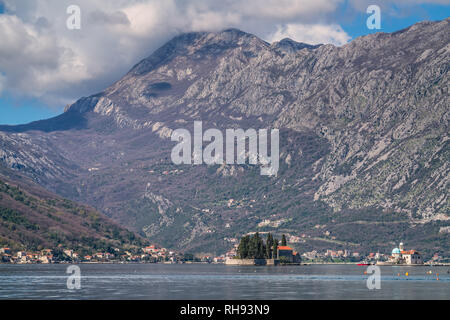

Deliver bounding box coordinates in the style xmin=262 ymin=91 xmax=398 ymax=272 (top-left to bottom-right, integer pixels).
xmin=225 ymin=232 xmax=301 ymax=266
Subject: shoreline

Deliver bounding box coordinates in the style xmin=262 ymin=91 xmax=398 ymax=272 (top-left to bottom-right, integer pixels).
xmin=1 ymin=261 xmax=449 ymax=266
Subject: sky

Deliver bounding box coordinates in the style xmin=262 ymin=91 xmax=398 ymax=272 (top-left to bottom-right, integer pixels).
xmin=0 ymin=0 xmax=449 ymax=125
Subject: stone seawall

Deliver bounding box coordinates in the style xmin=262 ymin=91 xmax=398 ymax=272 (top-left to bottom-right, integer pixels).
xmin=225 ymin=258 xmax=279 ymax=265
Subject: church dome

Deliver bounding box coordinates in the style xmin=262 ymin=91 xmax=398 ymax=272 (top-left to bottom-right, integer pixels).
xmin=392 ymin=248 xmax=401 ymax=254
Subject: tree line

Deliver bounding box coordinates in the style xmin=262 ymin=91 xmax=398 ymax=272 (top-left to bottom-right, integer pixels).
xmin=237 ymin=233 xmax=287 ymax=259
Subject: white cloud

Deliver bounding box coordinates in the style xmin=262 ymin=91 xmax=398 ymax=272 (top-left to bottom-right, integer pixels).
xmin=236 ymin=0 xmax=342 ymax=20
xmin=0 ymin=0 xmax=444 ymax=107
xmin=0 ymin=14 xmax=89 ymax=102
xmin=268 ymin=23 xmax=351 ymax=46
xmin=0 ymin=73 xmax=6 ymax=96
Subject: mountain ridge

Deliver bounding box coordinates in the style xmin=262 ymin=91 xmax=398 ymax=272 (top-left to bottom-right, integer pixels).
xmin=0 ymin=19 xmax=448 ymax=257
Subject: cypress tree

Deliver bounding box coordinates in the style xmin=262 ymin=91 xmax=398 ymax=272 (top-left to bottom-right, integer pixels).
xmin=266 ymin=233 xmax=273 ymax=259
xmin=273 ymin=239 xmax=279 ymax=259
xmin=281 ymin=234 xmax=287 ymax=246
xmin=257 ymin=234 xmax=265 ymax=259
xmin=237 ymin=236 xmax=250 ymax=259
xmin=248 ymin=234 xmax=257 ymax=259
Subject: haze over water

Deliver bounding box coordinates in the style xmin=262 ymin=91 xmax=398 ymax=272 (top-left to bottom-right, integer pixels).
xmin=0 ymin=264 xmax=449 ymax=300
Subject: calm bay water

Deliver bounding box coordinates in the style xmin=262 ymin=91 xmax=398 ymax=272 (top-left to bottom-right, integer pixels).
xmin=0 ymin=264 xmax=448 ymax=300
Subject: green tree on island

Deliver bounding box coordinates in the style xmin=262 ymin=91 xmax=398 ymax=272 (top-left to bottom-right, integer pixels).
xmin=266 ymin=233 xmax=273 ymax=259
xmin=273 ymin=239 xmax=279 ymax=259
xmin=249 ymin=233 xmax=264 ymax=259
xmin=281 ymin=234 xmax=287 ymax=246
xmin=237 ymin=233 xmax=282 ymax=259
xmin=247 ymin=234 xmax=257 ymax=258
xmin=237 ymin=235 xmax=250 ymax=259
xmin=257 ymin=234 xmax=266 ymax=259
xmin=237 ymin=233 xmax=267 ymax=259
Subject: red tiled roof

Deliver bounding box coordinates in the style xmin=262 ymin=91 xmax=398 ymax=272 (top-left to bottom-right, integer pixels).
xmin=278 ymin=246 xmax=293 ymax=251
xmin=401 ymin=250 xmax=420 ymax=255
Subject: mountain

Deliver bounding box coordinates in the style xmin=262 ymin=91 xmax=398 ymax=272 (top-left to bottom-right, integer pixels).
xmin=0 ymin=20 xmax=449 ymax=257
xmin=0 ymin=165 xmax=146 ymax=252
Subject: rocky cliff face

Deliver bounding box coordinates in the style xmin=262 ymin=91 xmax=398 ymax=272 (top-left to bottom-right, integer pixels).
xmin=0 ymin=20 xmax=449 ymax=256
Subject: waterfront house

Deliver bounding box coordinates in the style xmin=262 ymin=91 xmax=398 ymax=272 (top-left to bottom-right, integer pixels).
xmin=41 ymin=249 xmax=53 ymax=256
xmin=143 ymin=245 xmax=157 ymax=253
xmin=277 ymin=246 xmax=294 ymax=262
xmin=64 ymin=249 xmax=74 ymax=257
xmin=401 ymin=250 xmax=423 ymax=264
xmin=1 ymin=254 xmax=12 ymax=263
xmin=0 ymin=248 xmax=11 ymax=254
xmin=95 ymin=252 xmax=105 ymax=260
xmin=276 ymin=246 xmax=301 ymax=263
xmin=105 ymin=252 xmax=114 ymax=260
xmin=39 ymin=255 xmax=51 ymax=264
xmin=292 ymin=251 xmax=301 ymax=263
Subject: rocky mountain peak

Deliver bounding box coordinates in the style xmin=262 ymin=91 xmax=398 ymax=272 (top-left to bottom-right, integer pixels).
xmin=128 ymin=28 xmax=268 ymax=76
xmin=271 ymin=38 xmax=321 ymax=54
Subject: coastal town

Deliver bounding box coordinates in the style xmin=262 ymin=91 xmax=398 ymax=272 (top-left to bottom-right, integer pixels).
xmin=0 ymin=245 xmax=184 ymax=264
xmin=0 ymin=240 xmax=448 ymax=265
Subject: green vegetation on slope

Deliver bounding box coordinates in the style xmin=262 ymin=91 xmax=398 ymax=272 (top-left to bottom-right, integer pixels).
xmin=0 ymin=172 xmax=147 ymax=253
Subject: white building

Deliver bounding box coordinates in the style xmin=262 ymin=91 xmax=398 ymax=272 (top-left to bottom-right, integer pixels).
xmin=401 ymin=250 xmax=423 ymax=264
xmin=386 ymin=242 xmax=423 ymax=265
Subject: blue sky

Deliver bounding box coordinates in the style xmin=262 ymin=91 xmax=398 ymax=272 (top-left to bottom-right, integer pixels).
xmin=0 ymin=0 xmax=449 ymax=125
xmin=342 ymin=3 xmax=450 ymax=39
